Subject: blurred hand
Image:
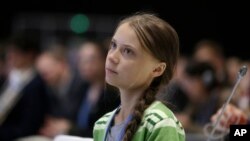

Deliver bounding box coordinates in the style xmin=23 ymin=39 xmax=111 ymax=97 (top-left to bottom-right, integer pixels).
xmin=211 ymin=104 xmax=248 ymax=129
xmin=39 ymin=116 xmax=72 ymax=138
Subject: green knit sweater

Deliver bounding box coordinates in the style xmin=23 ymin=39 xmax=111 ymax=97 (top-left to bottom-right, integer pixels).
xmin=93 ymin=101 xmax=185 ymax=141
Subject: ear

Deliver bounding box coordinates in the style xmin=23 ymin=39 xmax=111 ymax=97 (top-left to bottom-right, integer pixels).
xmin=152 ymin=62 xmax=166 ymax=78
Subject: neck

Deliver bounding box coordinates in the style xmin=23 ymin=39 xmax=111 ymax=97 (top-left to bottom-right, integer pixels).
xmin=116 ymin=88 xmax=145 ymax=122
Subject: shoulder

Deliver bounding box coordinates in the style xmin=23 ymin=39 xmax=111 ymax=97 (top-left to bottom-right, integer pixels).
xmin=93 ymin=109 xmax=117 ymax=141
xmin=141 ymin=101 xmax=185 ymax=135
xmin=95 ymin=111 xmax=113 ymax=124
xmin=94 ymin=109 xmax=115 ymax=130
xmin=144 ymin=101 xmax=176 ymax=120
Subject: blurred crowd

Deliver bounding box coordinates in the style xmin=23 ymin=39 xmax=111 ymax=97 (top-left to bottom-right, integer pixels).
xmin=0 ymin=33 xmax=119 ymax=141
xmin=158 ymin=40 xmax=250 ymax=141
xmin=0 ymin=32 xmax=250 ymax=141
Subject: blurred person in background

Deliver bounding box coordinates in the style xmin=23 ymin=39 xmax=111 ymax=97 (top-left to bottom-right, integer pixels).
xmin=211 ymin=104 xmax=249 ymax=129
xmin=210 ymin=103 xmax=249 ymax=141
xmin=68 ymin=40 xmax=119 ymax=137
xmin=176 ymin=61 xmax=220 ymax=133
xmin=194 ymin=39 xmax=227 ymax=87
xmin=34 ymin=40 xmax=119 ymax=139
xmin=0 ymin=33 xmax=48 ymax=141
xmin=36 ymin=42 xmax=83 ymax=138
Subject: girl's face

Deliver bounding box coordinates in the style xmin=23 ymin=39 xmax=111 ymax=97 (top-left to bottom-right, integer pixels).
xmin=105 ymin=23 xmax=159 ymax=90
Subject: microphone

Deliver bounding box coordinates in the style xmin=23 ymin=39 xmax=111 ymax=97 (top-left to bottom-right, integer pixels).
xmin=239 ymin=65 xmax=248 ymax=77
xmin=206 ymin=65 xmax=248 ymax=141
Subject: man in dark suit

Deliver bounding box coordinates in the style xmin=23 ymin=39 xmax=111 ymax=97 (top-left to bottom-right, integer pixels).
xmin=0 ymin=34 xmax=48 ymax=141
xmin=36 ymin=43 xmax=85 ymax=138
xmin=35 ymin=40 xmax=120 ymax=138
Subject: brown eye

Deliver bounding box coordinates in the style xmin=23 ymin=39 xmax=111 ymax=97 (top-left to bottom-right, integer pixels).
xmin=124 ymin=48 xmax=131 ymax=54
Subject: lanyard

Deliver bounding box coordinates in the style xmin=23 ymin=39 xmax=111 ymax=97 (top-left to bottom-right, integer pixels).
xmin=103 ymin=106 xmax=133 ymax=141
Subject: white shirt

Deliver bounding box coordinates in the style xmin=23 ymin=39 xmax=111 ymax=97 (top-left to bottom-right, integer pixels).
xmin=0 ymin=68 xmax=35 ymax=124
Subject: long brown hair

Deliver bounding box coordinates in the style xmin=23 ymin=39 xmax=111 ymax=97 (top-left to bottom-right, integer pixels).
xmin=116 ymin=13 xmax=179 ymax=141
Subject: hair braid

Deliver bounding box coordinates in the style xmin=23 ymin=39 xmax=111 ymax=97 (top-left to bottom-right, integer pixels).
xmin=123 ymin=79 xmax=160 ymax=141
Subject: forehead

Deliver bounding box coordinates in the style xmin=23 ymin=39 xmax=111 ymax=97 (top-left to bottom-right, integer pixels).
xmin=114 ymin=23 xmax=159 ymax=61
xmin=113 ymin=23 xmax=141 ymax=49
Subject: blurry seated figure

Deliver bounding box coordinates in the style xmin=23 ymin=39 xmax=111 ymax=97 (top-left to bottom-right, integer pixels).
xmin=0 ymin=33 xmax=47 ymax=141
xmin=182 ymin=62 xmax=220 ymax=132
xmin=36 ymin=43 xmax=84 ymax=138
xmin=211 ymin=104 xmax=249 ymax=129
xmin=69 ymin=40 xmax=120 ymax=137
xmin=194 ymin=39 xmax=227 ymax=86
xmin=35 ymin=40 xmax=119 ymax=138
xmin=166 ymin=61 xmax=220 ymax=133
xmin=209 ymin=104 xmax=249 ymax=141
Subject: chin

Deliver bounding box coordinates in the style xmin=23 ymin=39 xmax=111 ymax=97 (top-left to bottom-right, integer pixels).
xmin=106 ymin=76 xmax=124 ymax=88
xmin=105 ymin=77 xmax=116 ymax=86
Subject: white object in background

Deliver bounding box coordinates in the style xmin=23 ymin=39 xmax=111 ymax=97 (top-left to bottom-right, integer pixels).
xmin=54 ymin=135 xmax=93 ymax=141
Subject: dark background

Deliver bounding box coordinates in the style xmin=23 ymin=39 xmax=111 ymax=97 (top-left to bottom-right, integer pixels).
xmin=0 ymin=0 xmax=249 ymax=59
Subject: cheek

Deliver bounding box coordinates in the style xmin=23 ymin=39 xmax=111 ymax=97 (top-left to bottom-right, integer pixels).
xmin=121 ymin=66 xmax=138 ymax=79
xmin=119 ymin=62 xmax=152 ymax=85
xmin=119 ymin=60 xmax=139 ymax=75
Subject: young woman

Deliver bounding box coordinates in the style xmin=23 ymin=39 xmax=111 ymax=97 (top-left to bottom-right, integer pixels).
xmin=93 ymin=13 xmax=185 ymax=141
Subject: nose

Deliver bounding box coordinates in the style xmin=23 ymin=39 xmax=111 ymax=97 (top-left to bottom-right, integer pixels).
xmin=107 ymin=49 xmax=120 ymax=65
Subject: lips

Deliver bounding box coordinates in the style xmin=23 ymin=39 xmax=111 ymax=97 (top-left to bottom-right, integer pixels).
xmin=106 ymin=68 xmax=118 ymax=74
